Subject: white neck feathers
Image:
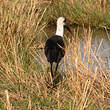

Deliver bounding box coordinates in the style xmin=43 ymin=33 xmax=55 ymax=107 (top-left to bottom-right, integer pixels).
xmin=55 ymin=24 xmax=64 ymax=37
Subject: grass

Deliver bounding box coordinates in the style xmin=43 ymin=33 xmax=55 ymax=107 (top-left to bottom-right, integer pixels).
xmin=0 ymin=0 xmax=110 ymax=110
xmin=49 ymin=0 xmax=110 ymax=29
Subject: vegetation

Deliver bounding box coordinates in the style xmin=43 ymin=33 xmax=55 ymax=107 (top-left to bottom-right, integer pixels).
xmin=0 ymin=0 xmax=110 ymax=110
xmin=50 ymin=0 xmax=110 ymax=29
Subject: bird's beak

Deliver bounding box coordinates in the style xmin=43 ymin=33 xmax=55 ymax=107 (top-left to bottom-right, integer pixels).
xmin=64 ymin=24 xmax=73 ymax=35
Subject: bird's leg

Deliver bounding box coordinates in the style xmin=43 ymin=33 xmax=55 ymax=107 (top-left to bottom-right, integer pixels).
xmin=53 ymin=62 xmax=60 ymax=87
xmin=55 ymin=62 xmax=59 ymax=73
xmin=50 ymin=62 xmax=54 ymax=84
xmin=54 ymin=62 xmax=59 ymax=82
xmin=50 ymin=62 xmax=54 ymax=78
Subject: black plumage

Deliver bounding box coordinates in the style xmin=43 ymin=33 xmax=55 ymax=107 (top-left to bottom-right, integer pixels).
xmin=45 ymin=35 xmax=65 ymax=78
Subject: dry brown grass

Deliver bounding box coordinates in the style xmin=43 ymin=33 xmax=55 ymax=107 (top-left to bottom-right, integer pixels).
xmin=0 ymin=0 xmax=110 ymax=110
xmin=63 ymin=27 xmax=110 ymax=110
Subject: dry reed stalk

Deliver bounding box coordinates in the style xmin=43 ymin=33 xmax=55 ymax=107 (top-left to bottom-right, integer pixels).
xmin=28 ymin=95 xmax=31 ymax=110
xmin=5 ymin=90 xmax=12 ymax=110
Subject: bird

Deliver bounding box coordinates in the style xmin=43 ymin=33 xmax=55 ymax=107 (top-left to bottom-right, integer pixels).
xmin=44 ymin=17 xmax=72 ymax=84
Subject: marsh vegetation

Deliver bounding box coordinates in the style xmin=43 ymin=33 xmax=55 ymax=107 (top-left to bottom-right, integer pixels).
xmin=0 ymin=0 xmax=110 ymax=110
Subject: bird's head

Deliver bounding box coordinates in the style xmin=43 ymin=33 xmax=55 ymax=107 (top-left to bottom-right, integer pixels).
xmin=57 ymin=17 xmax=72 ymax=35
xmin=57 ymin=17 xmax=66 ymax=26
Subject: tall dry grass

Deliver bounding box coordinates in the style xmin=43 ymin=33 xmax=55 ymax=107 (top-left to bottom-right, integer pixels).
xmin=63 ymin=27 xmax=110 ymax=110
xmin=0 ymin=0 xmax=110 ymax=110
xmin=0 ymin=0 xmax=50 ymax=109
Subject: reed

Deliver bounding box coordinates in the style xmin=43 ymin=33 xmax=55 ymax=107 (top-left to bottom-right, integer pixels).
xmin=0 ymin=0 xmax=110 ymax=110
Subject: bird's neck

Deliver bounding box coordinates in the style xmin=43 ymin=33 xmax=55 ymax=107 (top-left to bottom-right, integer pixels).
xmin=55 ymin=25 xmax=64 ymax=37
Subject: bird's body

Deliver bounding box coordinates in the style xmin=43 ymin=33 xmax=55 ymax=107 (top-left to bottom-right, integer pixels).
xmin=45 ymin=35 xmax=65 ymax=63
xmin=44 ymin=17 xmax=72 ymax=84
